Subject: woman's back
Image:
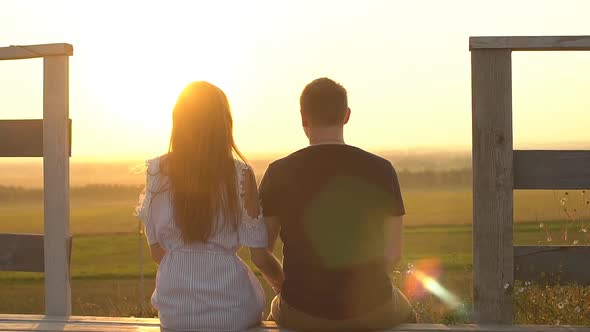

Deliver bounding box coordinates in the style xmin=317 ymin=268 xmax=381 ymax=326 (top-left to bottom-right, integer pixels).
xmin=137 ymin=155 xmax=268 ymax=331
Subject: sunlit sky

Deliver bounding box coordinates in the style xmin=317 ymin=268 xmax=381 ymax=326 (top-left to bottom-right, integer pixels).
xmin=1 ymin=0 xmax=589 ymax=161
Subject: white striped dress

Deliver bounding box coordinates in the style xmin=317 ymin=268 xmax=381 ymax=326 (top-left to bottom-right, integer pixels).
xmin=137 ymin=156 xmax=268 ymax=332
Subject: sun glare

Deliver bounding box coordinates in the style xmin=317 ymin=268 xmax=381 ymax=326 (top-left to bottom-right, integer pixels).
xmin=58 ymin=0 xmax=256 ymax=158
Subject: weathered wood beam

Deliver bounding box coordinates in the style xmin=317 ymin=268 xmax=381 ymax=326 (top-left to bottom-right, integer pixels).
xmin=513 ymin=150 xmax=590 ymax=189
xmin=2 ymin=315 xmax=590 ymax=332
xmin=471 ymin=49 xmax=514 ymax=324
xmin=0 ymin=234 xmax=44 ymax=272
xmin=0 ymin=43 xmax=73 ymax=60
xmin=0 ymin=119 xmax=71 ymax=157
xmin=0 ymin=234 xmax=72 ymax=273
xmin=470 ymin=36 xmax=590 ymax=51
xmin=515 ymin=245 xmax=590 ymax=285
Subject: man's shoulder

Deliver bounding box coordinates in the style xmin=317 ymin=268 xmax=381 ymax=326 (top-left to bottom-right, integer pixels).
xmin=267 ymin=145 xmax=394 ymax=172
xmin=347 ymin=146 xmax=391 ymax=163
xmin=266 ymin=147 xmax=310 ymax=171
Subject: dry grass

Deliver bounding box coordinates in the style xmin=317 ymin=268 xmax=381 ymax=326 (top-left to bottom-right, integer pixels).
xmin=514 ymin=282 xmax=590 ymax=325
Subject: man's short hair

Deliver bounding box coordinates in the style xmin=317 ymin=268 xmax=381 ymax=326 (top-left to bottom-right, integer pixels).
xmin=300 ymin=78 xmax=348 ymax=127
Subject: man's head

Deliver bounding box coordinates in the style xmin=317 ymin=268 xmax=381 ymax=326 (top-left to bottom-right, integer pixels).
xmin=300 ymin=78 xmax=350 ymax=128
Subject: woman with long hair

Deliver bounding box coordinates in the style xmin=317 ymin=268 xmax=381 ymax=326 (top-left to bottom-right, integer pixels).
xmin=137 ymin=81 xmax=284 ymax=331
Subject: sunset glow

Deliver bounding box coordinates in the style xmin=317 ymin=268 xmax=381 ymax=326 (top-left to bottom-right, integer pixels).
xmin=1 ymin=0 xmax=590 ymax=161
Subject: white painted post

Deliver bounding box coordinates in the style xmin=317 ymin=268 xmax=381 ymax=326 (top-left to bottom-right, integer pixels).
xmin=43 ymin=55 xmax=71 ymax=316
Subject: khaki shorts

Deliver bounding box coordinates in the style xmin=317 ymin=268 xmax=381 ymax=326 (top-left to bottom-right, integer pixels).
xmin=268 ymin=287 xmax=417 ymax=331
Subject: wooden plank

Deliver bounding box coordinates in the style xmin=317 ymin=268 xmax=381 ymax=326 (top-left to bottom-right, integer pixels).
xmin=0 ymin=234 xmax=72 ymax=272
xmin=0 ymin=322 xmax=160 ymax=332
xmin=514 ymin=150 xmax=590 ymax=189
xmin=0 ymin=314 xmax=159 ymax=326
xmin=43 ymin=55 xmax=71 ymax=316
xmin=471 ymin=49 xmax=514 ymax=324
xmin=1 ymin=315 xmax=590 ymax=332
xmin=0 ymin=234 xmax=44 ymax=272
xmin=0 ymin=43 xmax=73 ymax=61
xmin=0 ymin=120 xmax=71 ymax=157
xmin=515 ymin=246 xmax=590 ymax=285
xmin=470 ymin=36 xmax=590 ymax=51
xmin=0 ymin=120 xmax=42 ymax=157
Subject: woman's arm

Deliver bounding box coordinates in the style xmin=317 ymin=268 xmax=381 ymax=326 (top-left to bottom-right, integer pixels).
xmin=149 ymin=243 xmax=166 ymax=265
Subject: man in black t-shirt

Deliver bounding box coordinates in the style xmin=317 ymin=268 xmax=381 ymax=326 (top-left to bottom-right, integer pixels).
xmin=260 ymin=78 xmax=416 ymax=330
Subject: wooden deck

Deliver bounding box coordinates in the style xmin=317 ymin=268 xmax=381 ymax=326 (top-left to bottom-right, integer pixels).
xmin=1 ymin=315 xmax=590 ymax=332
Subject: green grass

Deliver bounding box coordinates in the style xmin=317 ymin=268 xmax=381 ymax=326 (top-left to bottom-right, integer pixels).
xmin=0 ymin=189 xmax=580 ymax=234
xmin=1 ymin=188 xmax=589 ymax=324
xmin=0 ymin=224 xmax=577 ymax=323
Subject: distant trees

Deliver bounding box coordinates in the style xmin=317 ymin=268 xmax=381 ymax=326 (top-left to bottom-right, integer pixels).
xmin=397 ymin=168 xmax=471 ymax=189
xmin=0 ymin=186 xmax=42 ymax=201
xmin=0 ymin=184 xmax=142 ymax=202
xmin=0 ymin=169 xmax=473 ymax=203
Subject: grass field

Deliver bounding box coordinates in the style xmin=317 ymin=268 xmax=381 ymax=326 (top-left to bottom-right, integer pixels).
xmin=1 ymin=187 xmax=589 ymax=324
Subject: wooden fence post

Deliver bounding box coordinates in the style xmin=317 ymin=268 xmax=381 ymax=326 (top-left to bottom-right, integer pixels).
xmin=471 ymin=49 xmax=514 ymax=324
xmin=43 ymin=55 xmax=71 ymax=316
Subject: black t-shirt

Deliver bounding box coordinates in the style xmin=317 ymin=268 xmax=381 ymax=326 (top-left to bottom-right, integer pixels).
xmin=259 ymin=144 xmax=405 ymax=319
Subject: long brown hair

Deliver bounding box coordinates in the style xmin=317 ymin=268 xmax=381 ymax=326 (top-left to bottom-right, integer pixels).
xmin=166 ymin=81 xmax=248 ymax=243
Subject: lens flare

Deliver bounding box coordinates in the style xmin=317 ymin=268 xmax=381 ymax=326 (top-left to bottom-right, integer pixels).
xmin=404 ymin=258 xmax=462 ymax=309
xmin=413 ymin=270 xmax=462 ymax=309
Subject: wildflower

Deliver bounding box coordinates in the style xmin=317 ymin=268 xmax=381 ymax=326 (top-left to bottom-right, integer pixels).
xmin=573 ymin=240 xmax=579 ymax=245
xmin=518 ymin=287 xmax=524 ymax=293
xmin=557 ymin=302 xmax=565 ymax=309
xmin=560 ymin=197 xmax=568 ymax=206
xmin=547 ymin=236 xmax=552 ymax=242
xmin=503 ymin=283 xmax=510 ymax=290
xmin=582 ymin=228 xmax=588 ymax=233
xmin=539 ymin=222 xmax=545 ymax=228
xmin=575 ymin=306 xmax=582 ymax=313
xmin=524 ymin=281 xmax=532 ymax=286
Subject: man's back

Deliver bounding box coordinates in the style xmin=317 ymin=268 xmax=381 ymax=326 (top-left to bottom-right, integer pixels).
xmin=260 ymin=144 xmax=405 ymax=319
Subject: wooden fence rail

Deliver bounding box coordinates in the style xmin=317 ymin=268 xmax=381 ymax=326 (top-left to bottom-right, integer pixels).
xmin=0 ymin=43 xmax=73 ymax=316
xmin=471 ymin=35 xmax=590 ymax=325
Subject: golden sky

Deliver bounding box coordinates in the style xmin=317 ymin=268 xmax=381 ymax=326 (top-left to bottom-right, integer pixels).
xmin=1 ymin=0 xmax=589 ymax=161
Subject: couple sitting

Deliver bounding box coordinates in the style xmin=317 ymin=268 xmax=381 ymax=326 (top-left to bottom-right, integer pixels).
xmin=137 ymin=78 xmax=416 ymax=331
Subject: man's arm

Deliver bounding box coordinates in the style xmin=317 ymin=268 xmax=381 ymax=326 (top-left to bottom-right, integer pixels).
xmin=250 ymin=246 xmax=284 ymax=293
xmin=250 ymin=216 xmax=284 ymax=292
xmin=254 ymin=165 xmax=285 ymax=291
xmin=265 ymin=216 xmax=281 ymax=252
xmin=384 ymin=215 xmax=403 ymax=272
